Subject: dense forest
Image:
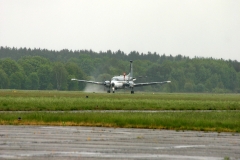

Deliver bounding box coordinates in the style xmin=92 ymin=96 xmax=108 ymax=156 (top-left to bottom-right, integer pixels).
xmin=0 ymin=46 xmax=240 ymax=93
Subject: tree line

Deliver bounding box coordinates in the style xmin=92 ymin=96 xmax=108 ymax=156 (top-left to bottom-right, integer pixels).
xmin=0 ymin=46 xmax=240 ymax=93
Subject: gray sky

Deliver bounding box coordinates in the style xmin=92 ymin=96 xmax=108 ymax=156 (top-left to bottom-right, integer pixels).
xmin=1 ymin=0 xmax=240 ymax=61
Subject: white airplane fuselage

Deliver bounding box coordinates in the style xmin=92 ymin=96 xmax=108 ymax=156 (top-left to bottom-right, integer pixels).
xmin=105 ymin=74 xmax=135 ymax=91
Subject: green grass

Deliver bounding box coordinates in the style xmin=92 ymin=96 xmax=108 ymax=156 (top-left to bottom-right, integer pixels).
xmin=0 ymin=90 xmax=239 ymax=111
xmin=0 ymin=90 xmax=240 ymax=132
xmin=0 ymin=111 xmax=239 ymax=132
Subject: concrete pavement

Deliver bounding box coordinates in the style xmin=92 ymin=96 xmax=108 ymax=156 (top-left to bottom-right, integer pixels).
xmin=0 ymin=125 xmax=239 ymax=159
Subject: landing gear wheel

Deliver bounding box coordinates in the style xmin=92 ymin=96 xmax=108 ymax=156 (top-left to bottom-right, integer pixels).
xmin=107 ymin=90 xmax=110 ymax=93
xmin=131 ymin=91 xmax=134 ymax=94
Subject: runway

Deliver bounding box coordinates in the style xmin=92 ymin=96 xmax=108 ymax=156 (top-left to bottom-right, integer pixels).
xmin=0 ymin=125 xmax=239 ymax=160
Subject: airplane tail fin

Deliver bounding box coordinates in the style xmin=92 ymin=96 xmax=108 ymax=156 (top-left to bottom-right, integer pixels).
xmin=129 ymin=60 xmax=133 ymax=80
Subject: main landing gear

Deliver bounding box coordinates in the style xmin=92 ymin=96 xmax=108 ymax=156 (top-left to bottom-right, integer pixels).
xmin=131 ymin=88 xmax=134 ymax=94
xmin=107 ymin=88 xmax=115 ymax=93
xmin=106 ymin=88 xmax=134 ymax=94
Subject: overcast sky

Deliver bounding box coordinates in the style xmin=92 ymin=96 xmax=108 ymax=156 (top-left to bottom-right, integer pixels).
xmin=1 ymin=0 xmax=240 ymax=61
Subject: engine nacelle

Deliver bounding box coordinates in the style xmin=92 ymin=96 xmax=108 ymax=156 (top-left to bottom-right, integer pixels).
xmin=124 ymin=81 xmax=134 ymax=88
xmin=129 ymin=81 xmax=134 ymax=87
xmin=104 ymin=81 xmax=111 ymax=87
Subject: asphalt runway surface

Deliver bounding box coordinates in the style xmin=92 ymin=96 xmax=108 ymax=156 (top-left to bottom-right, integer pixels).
xmin=0 ymin=125 xmax=239 ymax=160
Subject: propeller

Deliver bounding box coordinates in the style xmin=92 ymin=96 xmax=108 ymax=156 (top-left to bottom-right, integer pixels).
xmin=104 ymin=80 xmax=111 ymax=87
xmin=103 ymin=80 xmax=111 ymax=93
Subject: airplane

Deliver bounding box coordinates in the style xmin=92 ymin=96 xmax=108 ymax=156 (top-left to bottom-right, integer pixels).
xmin=71 ymin=60 xmax=171 ymax=94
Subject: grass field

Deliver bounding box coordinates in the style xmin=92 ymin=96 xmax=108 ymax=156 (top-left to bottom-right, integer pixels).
xmin=0 ymin=90 xmax=239 ymax=111
xmin=0 ymin=90 xmax=239 ymax=132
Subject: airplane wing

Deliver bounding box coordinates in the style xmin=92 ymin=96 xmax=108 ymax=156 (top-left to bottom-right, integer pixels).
xmin=71 ymin=78 xmax=104 ymax=85
xmin=134 ymin=81 xmax=171 ymax=87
